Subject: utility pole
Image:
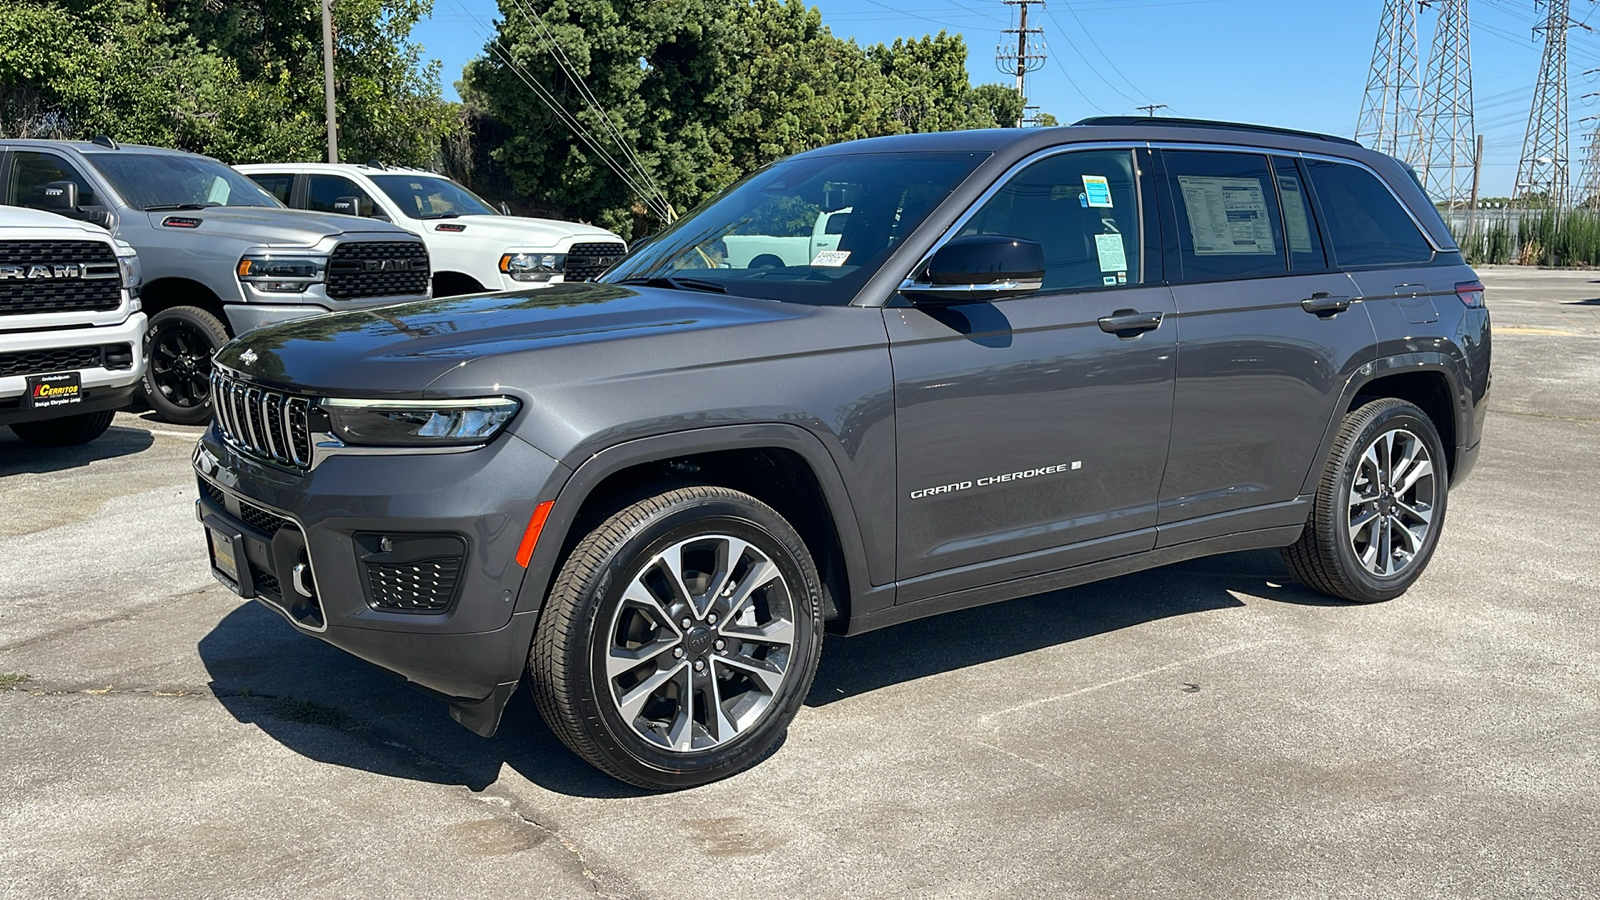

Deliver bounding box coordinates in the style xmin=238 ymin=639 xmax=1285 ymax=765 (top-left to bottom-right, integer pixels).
xmin=1355 ymin=0 xmax=1422 ymax=162
xmin=1137 ymin=104 xmax=1168 ymax=117
xmin=1467 ymin=134 xmax=1485 ymax=234
xmin=996 ymin=0 xmax=1047 ymax=127
xmin=322 ymin=0 xmax=338 ymax=163
xmin=1416 ymin=0 xmax=1476 ymax=209
xmin=1514 ymin=0 xmax=1585 ymax=209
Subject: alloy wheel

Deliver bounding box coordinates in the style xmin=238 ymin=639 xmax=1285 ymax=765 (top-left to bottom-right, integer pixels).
xmin=1347 ymin=427 xmax=1438 ymax=578
xmin=149 ymin=321 xmax=214 ymax=409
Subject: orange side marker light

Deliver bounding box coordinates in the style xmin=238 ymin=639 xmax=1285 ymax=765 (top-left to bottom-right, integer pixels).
xmin=515 ymin=500 xmax=555 ymax=568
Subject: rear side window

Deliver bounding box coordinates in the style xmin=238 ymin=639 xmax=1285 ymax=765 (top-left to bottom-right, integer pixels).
xmin=246 ymin=173 xmax=294 ymax=205
xmin=1164 ymin=150 xmax=1286 ymax=281
xmin=1305 ymin=160 xmax=1433 ymax=266
xmin=958 ymin=149 xmax=1142 ymax=291
xmin=1271 ymin=157 xmax=1328 ymax=271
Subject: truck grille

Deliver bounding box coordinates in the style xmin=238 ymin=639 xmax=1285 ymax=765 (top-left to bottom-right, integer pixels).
xmin=0 ymin=343 xmax=132 ymax=377
xmin=210 ymin=370 xmax=313 ymax=469
xmin=326 ymin=241 xmax=430 ymax=300
xmin=366 ymin=558 xmax=463 ymax=612
xmin=0 ymin=241 xmax=121 ymax=316
xmin=564 ymin=242 xmax=626 ymax=282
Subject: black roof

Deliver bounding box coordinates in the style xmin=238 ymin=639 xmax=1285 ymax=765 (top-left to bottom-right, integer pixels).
xmin=1072 ymin=116 xmax=1362 ymax=147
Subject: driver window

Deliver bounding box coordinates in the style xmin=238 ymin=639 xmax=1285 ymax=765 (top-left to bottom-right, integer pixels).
xmin=307 ymin=174 xmax=377 ymax=215
xmin=8 ymin=152 xmax=96 ymax=209
xmin=958 ymin=149 xmax=1141 ymax=291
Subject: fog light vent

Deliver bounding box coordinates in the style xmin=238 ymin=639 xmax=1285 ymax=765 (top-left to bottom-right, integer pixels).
xmin=354 ymin=532 xmax=466 ymax=613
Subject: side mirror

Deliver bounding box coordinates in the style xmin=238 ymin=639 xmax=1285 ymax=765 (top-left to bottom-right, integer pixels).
xmin=42 ymin=181 xmax=79 ymax=211
xmin=333 ymin=195 xmax=367 ymax=217
xmin=900 ymin=234 xmax=1045 ymax=305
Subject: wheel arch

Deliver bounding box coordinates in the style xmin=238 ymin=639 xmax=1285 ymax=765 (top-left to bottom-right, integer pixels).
xmin=140 ymin=277 xmax=230 ymax=332
xmin=515 ymin=424 xmax=876 ymax=634
xmin=432 ymin=271 xmax=488 ymax=297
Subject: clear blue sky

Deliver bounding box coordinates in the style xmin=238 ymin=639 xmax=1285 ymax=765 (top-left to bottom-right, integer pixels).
xmin=415 ymin=0 xmax=1600 ymax=196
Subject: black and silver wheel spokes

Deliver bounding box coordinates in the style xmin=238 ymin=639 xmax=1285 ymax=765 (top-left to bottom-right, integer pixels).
xmin=1348 ymin=427 xmax=1437 ymax=578
xmin=605 ymin=534 xmax=793 ymax=753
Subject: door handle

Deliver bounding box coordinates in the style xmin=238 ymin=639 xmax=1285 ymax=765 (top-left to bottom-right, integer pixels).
xmin=1097 ymin=309 xmax=1164 ymax=337
xmin=1301 ymin=292 xmax=1352 ymax=317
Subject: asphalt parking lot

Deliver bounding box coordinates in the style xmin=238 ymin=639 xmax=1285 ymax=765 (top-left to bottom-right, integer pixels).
xmin=2 ymin=267 xmax=1597 ymax=899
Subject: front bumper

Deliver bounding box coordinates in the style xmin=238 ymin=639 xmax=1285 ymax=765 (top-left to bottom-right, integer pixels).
xmin=0 ymin=312 xmax=146 ymax=426
xmin=192 ymin=427 xmax=565 ymax=714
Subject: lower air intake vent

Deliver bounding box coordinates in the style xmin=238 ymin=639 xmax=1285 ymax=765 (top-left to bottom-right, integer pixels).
xmin=354 ymin=532 xmax=467 ymax=613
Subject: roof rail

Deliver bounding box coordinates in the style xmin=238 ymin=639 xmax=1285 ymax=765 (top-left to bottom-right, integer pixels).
xmin=1072 ymin=116 xmax=1363 ymax=148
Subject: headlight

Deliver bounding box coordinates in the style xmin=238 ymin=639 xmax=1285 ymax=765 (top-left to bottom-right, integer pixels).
xmin=500 ymin=251 xmax=565 ymax=282
xmin=320 ymin=397 xmax=520 ymax=446
xmin=237 ymin=254 xmax=328 ymax=293
xmin=115 ymin=242 xmax=141 ymax=302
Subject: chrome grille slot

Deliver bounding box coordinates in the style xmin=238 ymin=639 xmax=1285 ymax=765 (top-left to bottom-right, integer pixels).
xmin=210 ymin=370 xmax=314 ymax=470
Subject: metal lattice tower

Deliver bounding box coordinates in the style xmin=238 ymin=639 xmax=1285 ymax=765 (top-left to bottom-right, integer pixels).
xmin=1577 ymin=115 xmax=1600 ymax=207
xmin=1515 ymin=0 xmax=1572 ymax=208
xmin=1416 ymin=0 xmax=1476 ymax=207
xmin=1355 ymin=0 xmax=1422 ymax=162
xmin=996 ymin=0 xmax=1047 ymax=128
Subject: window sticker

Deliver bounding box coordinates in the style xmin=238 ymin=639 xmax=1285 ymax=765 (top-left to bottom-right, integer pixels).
xmin=1278 ymin=176 xmax=1315 ymax=253
xmin=1082 ymin=175 xmax=1114 ymax=208
xmin=1117 ymin=272 xmax=1127 ymax=284
xmin=1176 ymin=175 xmax=1276 ymax=255
xmin=1094 ymin=233 xmax=1128 ymax=273
xmin=810 ymin=250 xmax=851 ymax=267
xmin=1103 ymin=275 xmax=1118 ymax=286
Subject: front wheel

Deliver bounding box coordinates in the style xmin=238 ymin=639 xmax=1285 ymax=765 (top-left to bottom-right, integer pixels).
xmin=141 ymin=305 xmax=229 ymax=426
xmin=529 ymin=486 xmax=824 ymax=790
xmin=1283 ymin=398 xmax=1449 ymax=603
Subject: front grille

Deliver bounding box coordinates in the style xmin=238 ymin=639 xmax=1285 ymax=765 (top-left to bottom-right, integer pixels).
xmin=366 ymin=558 xmax=463 ymax=611
xmin=210 ymin=370 xmax=312 ymax=469
xmin=0 ymin=241 xmax=121 ymax=316
xmin=564 ymin=242 xmax=626 ymax=282
xmin=0 ymin=343 xmax=131 ymax=378
xmin=326 ymin=241 xmax=430 ymax=300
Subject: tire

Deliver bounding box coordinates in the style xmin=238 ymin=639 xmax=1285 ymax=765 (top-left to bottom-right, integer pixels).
xmin=530 ymin=485 xmax=825 ymax=790
xmin=141 ymin=306 xmax=229 ymax=426
xmin=748 ymin=254 xmax=784 ymax=270
xmin=9 ymin=410 xmax=115 ymax=446
xmin=1282 ymin=398 xmax=1450 ymax=603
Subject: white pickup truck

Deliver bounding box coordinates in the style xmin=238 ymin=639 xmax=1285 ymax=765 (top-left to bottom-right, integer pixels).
xmin=722 ymin=208 xmax=850 ymax=268
xmin=0 ymin=207 xmax=143 ymax=445
xmin=236 ymin=163 xmax=627 ymax=296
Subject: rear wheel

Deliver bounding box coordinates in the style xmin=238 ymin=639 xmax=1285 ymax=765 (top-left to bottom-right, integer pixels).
xmin=1283 ymin=398 xmax=1449 ymax=602
xmin=529 ymin=486 xmax=824 ymax=790
xmin=141 ymin=305 xmax=228 ymax=425
xmin=9 ymin=410 xmax=115 ymax=446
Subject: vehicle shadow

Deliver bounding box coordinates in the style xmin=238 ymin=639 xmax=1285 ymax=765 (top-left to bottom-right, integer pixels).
xmin=1560 ymin=297 xmax=1600 ymax=305
xmin=196 ymin=548 xmax=1332 ymax=798
xmin=0 ymin=426 xmax=154 ymax=475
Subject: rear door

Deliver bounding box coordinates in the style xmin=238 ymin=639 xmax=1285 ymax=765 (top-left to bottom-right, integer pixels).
xmin=1156 ymin=149 xmax=1374 ymax=541
xmin=887 ymin=147 xmax=1177 ymax=595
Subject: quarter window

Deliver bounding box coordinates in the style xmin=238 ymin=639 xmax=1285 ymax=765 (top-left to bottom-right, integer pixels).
xmin=1271 ymin=157 xmax=1328 ymax=271
xmin=1305 ymin=160 xmax=1433 ymax=266
xmin=1164 ymin=150 xmax=1287 ymax=281
xmin=8 ymin=152 xmax=96 ymax=208
xmin=958 ymin=149 xmax=1141 ymax=291
xmin=307 ymin=174 xmax=377 ymax=216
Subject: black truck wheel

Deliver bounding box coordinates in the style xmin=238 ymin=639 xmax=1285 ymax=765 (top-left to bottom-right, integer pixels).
xmin=529 ymin=486 xmax=824 ymax=790
xmin=9 ymin=410 xmax=116 ymax=446
xmin=1283 ymin=398 xmax=1450 ymax=603
xmin=141 ymin=306 xmax=229 ymax=426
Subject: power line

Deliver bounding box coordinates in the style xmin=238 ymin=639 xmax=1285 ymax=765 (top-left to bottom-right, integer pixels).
xmin=996 ymin=0 xmax=1047 ymax=127
xmin=1515 ymin=0 xmax=1575 ymax=207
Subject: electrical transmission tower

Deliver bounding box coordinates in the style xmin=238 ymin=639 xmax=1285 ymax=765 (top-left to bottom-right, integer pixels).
xmin=996 ymin=0 xmax=1047 ymax=127
xmin=1516 ymin=0 xmax=1574 ymax=208
xmin=1416 ymin=0 xmax=1476 ymax=208
xmin=1577 ymin=111 xmax=1600 ymax=207
xmin=1356 ymin=0 xmax=1422 ymax=162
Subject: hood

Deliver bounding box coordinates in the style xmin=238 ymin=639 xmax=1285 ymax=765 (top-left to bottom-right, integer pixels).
xmin=423 ymin=215 xmax=621 ymax=248
xmin=139 ymin=207 xmax=419 ymax=247
xmin=215 ymin=281 xmax=806 ymax=394
xmin=0 ymin=207 xmax=111 ymax=238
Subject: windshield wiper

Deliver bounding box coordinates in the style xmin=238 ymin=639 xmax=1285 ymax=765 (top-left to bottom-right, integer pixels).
xmin=617 ymin=276 xmax=727 ymax=294
xmin=419 ymin=213 xmax=462 ymax=220
xmin=143 ymin=203 xmax=211 ymax=212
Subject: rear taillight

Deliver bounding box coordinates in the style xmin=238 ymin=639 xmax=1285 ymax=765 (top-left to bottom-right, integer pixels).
xmin=1456 ymin=281 xmax=1485 ymax=308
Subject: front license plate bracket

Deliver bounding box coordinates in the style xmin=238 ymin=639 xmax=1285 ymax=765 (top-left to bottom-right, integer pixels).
xmin=204 ymin=516 xmax=254 ymax=598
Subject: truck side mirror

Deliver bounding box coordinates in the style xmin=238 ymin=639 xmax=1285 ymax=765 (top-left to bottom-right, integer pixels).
xmin=332 ymin=195 xmax=363 ymax=217
xmin=900 ymin=235 xmax=1045 ymax=306
xmin=42 ymin=181 xmax=79 ymax=212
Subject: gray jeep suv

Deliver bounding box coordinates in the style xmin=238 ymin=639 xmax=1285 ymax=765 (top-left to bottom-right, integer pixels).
xmin=0 ymin=139 xmax=430 ymax=424
xmin=191 ymin=118 xmax=1490 ymax=789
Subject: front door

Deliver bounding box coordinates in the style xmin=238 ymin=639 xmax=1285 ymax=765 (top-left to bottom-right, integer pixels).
xmin=887 ymin=147 xmax=1177 ymax=598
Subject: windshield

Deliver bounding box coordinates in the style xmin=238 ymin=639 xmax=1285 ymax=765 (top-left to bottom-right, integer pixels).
xmin=601 ymin=151 xmax=990 ymax=305
xmin=370 ymin=174 xmax=499 ymax=219
xmin=87 ymin=153 xmax=281 ymax=211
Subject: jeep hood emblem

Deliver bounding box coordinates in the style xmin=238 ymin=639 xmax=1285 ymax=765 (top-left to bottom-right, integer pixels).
xmin=239 ymin=349 xmax=258 ymax=366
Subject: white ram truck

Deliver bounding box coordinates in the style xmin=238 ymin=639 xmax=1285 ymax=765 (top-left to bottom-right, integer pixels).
xmin=235 ymin=163 xmax=628 ymax=296
xmin=0 ymin=207 xmax=143 ymax=445
xmin=722 ymin=208 xmax=849 ymax=269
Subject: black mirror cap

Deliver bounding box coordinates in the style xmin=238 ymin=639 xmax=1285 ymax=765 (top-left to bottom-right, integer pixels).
xmin=333 ymin=195 xmax=367 ymax=217
xmin=42 ymin=181 xmax=79 ymax=211
xmin=902 ymin=234 xmax=1045 ymax=305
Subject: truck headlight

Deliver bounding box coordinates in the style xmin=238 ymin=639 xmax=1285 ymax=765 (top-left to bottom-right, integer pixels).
xmin=320 ymin=397 xmax=520 ymax=446
xmin=500 ymin=251 xmax=565 ymax=282
xmin=237 ymin=254 xmax=328 ymax=293
xmin=115 ymin=242 xmax=141 ymax=303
